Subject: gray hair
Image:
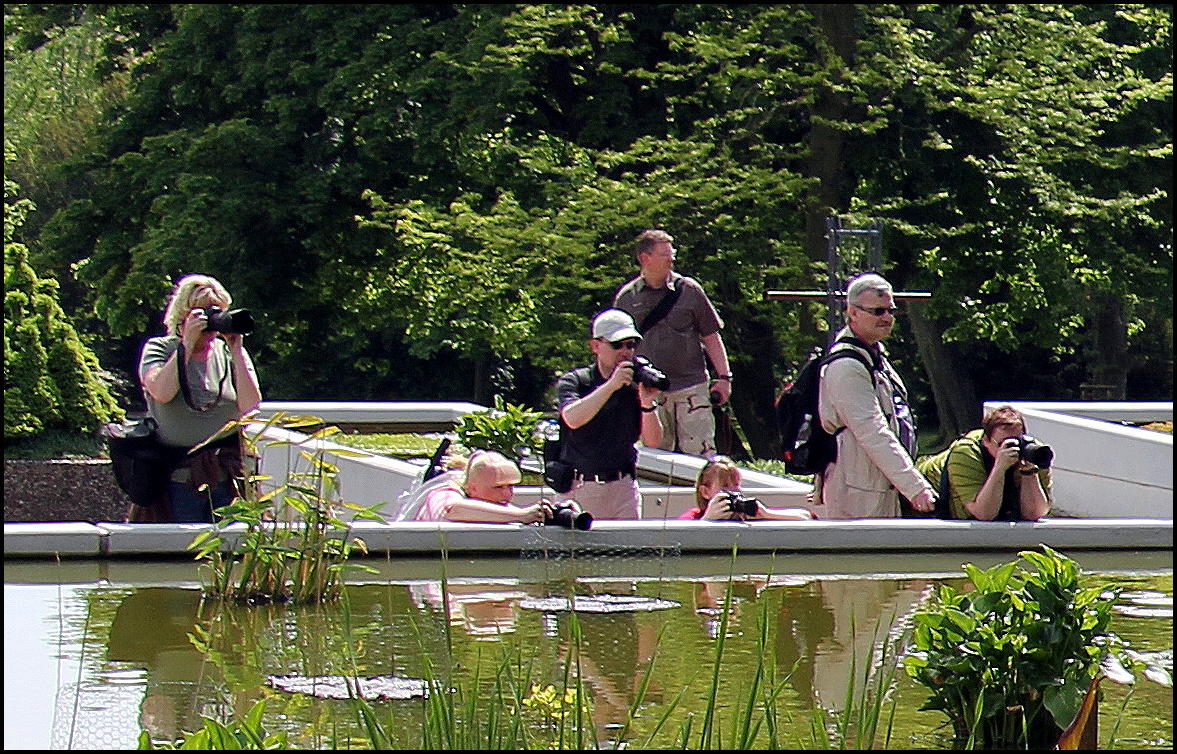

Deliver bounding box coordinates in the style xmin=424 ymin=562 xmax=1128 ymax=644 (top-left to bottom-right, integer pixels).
xmin=846 ymin=273 xmax=892 ymax=307
xmin=463 ymin=450 xmax=521 ymax=489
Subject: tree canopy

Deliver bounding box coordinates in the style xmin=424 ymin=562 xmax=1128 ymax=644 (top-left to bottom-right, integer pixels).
xmin=5 ymin=4 xmax=1171 ymax=455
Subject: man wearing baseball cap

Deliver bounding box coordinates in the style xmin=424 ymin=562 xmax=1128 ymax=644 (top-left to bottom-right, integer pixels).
xmin=551 ymin=308 xmax=665 ymax=518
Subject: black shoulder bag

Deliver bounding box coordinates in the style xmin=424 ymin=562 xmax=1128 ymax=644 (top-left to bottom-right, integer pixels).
xmin=638 ymin=281 xmax=683 ymax=333
xmin=101 ymin=342 xmax=192 ymax=508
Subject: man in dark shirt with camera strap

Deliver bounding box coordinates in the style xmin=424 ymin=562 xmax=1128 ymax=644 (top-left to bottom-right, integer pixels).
xmin=554 ymin=308 xmax=664 ymax=519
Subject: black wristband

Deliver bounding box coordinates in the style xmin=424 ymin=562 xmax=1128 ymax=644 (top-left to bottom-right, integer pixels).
xmin=715 ymin=374 xmax=733 ymax=380
xmin=1019 ymin=469 xmax=1039 ymax=476
xmin=640 ymin=404 xmax=658 ymax=413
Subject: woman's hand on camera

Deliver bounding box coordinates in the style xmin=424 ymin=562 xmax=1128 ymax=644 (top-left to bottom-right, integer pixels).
xmin=180 ymin=308 xmax=210 ymax=353
xmin=702 ymin=493 xmax=734 ymax=520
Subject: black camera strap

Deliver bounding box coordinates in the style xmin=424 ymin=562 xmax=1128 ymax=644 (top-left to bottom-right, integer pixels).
xmin=176 ymin=341 xmax=229 ymax=413
xmin=638 ymin=280 xmax=683 ymax=333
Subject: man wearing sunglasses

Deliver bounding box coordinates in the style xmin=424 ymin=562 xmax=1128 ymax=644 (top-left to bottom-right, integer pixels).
xmin=553 ymin=308 xmax=665 ymax=518
xmin=814 ymin=273 xmax=938 ymax=519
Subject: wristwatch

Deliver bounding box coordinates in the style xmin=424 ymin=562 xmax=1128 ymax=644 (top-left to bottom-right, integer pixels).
xmin=715 ymin=373 xmax=733 ymax=381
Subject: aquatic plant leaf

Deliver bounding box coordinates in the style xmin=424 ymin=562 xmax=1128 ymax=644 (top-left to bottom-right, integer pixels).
xmin=1100 ymin=653 xmax=1136 ymax=685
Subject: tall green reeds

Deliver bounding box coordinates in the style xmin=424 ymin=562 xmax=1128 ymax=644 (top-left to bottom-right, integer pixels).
xmin=188 ymin=412 xmax=381 ymax=605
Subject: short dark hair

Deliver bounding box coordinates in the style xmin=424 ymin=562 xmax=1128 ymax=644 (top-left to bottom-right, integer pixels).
xmin=982 ymin=405 xmax=1026 ymax=439
xmin=635 ymin=229 xmax=673 ymax=260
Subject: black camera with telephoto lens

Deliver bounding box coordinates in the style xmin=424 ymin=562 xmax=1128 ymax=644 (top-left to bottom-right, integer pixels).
xmin=545 ymin=502 xmax=593 ymax=531
xmin=723 ymin=492 xmax=761 ymax=517
xmin=200 ymin=306 xmax=254 ymax=335
xmin=1012 ymin=434 xmax=1054 ymax=469
xmin=631 ymin=355 xmax=670 ymax=391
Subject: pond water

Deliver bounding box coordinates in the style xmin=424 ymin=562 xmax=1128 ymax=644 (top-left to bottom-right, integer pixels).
xmin=4 ymin=549 xmax=1172 ymax=750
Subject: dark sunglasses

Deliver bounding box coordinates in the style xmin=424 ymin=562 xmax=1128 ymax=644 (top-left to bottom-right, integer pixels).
xmin=609 ymin=339 xmax=640 ymax=350
xmin=853 ymin=303 xmax=900 ymax=317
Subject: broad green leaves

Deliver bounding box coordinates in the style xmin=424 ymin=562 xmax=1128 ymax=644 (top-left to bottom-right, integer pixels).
xmin=904 ymin=545 xmax=1165 ymax=749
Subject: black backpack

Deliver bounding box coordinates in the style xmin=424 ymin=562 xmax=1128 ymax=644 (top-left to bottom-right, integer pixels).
xmin=776 ymin=338 xmax=877 ymax=475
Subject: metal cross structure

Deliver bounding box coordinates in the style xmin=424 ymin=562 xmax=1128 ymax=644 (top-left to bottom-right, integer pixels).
xmin=766 ymin=215 xmax=930 ymax=341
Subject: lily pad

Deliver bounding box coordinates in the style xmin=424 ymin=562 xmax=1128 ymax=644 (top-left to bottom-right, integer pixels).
xmin=518 ymin=594 xmax=681 ymax=614
xmin=267 ymin=674 xmax=428 ymax=700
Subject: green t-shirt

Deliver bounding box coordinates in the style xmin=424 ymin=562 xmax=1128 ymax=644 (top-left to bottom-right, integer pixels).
xmin=916 ymin=429 xmax=1052 ymax=520
xmin=139 ymin=335 xmax=248 ymax=448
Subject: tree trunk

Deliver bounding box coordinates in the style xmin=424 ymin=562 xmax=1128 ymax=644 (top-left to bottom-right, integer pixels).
xmin=906 ymin=304 xmax=979 ymax=442
xmin=1086 ymin=291 xmax=1130 ymax=399
xmin=728 ymin=316 xmax=783 ymax=460
xmin=802 ymin=4 xmax=858 ymax=274
xmin=471 ymin=353 xmax=489 ymax=405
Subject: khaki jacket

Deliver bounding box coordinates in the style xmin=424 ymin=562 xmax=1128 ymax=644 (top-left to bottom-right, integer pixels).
xmin=815 ymin=329 xmax=933 ymax=518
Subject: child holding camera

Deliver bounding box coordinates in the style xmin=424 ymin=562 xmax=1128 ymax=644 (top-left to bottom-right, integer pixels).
xmin=679 ymin=455 xmax=815 ymax=521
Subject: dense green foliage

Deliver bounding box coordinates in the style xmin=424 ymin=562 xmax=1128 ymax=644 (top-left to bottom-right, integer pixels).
xmin=4 ymin=148 xmax=121 ymax=441
xmin=454 ymin=396 xmax=545 ymax=461
xmin=904 ymin=546 xmax=1170 ymax=749
xmin=5 ymin=4 xmax=1171 ymax=455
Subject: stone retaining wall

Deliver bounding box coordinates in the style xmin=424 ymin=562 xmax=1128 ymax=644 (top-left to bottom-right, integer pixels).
xmin=4 ymin=459 xmax=130 ymax=523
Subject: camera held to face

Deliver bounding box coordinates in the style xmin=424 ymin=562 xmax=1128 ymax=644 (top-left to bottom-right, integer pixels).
xmin=544 ymin=502 xmax=593 ymax=531
xmin=631 ymin=355 xmax=670 ymax=391
xmin=722 ymin=492 xmax=761 ymax=517
xmin=199 ymin=306 xmax=254 ymax=336
xmin=1011 ymin=434 xmax=1054 ymax=469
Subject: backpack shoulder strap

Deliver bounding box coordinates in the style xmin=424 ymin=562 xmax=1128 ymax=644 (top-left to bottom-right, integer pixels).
xmin=821 ymin=347 xmax=877 ymax=385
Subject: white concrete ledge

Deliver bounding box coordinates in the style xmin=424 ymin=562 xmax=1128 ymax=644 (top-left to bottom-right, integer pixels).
xmin=256 ymin=401 xmax=486 ymax=426
xmin=5 ymin=518 xmax=1170 ymax=559
xmin=3 ymin=522 xmax=103 ymax=557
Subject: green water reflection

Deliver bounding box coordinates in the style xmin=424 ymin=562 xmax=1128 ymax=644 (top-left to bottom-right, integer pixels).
xmin=5 ymin=551 xmax=1172 ymax=750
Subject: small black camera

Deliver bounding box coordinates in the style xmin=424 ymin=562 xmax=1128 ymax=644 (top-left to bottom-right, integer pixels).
xmin=545 ymin=502 xmax=593 ymax=531
xmin=723 ymin=492 xmax=761 ymax=517
xmin=1011 ymin=434 xmax=1054 ymax=469
xmin=632 ymin=355 xmax=670 ymax=391
xmin=200 ymin=306 xmax=254 ymax=335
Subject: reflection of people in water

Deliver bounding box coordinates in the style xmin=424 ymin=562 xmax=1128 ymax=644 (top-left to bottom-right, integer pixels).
xmin=554 ymin=611 xmax=661 ymax=731
xmin=691 ymin=579 xmax=770 ymax=640
xmin=772 ymin=579 xmax=836 ymax=710
xmin=775 ymin=578 xmax=931 ymax=713
xmin=106 ymin=588 xmax=225 ymax=741
xmin=409 ymin=581 xmax=530 ymax=637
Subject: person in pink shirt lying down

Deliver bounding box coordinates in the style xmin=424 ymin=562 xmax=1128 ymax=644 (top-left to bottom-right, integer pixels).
xmin=415 ymin=450 xmax=555 ymax=524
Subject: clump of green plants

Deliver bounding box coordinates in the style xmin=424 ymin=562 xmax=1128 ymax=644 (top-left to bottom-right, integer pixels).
xmin=138 ymin=700 xmax=285 ymax=750
xmin=904 ymin=545 xmax=1171 ymax=749
xmin=454 ymin=395 xmax=544 ymax=461
xmin=189 ymin=412 xmax=382 ymax=606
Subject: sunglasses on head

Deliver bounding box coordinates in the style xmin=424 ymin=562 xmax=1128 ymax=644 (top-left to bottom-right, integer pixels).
xmin=852 ymin=303 xmax=900 ymax=317
xmin=608 ymin=339 xmax=640 ymax=350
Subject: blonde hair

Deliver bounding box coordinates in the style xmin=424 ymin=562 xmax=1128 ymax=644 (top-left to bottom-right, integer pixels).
xmin=463 ymin=450 xmax=521 ymax=490
xmin=695 ymin=455 xmax=741 ymax=510
xmin=162 ymin=274 xmax=232 ymax=337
